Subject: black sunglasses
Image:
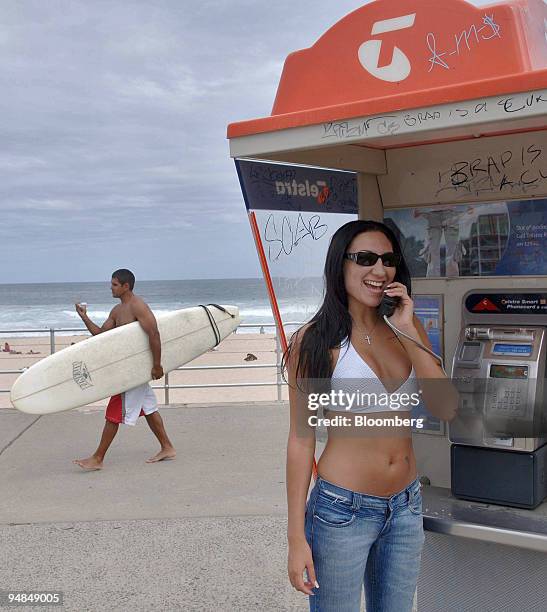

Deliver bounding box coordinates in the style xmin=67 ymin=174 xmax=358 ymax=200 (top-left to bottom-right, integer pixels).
xmin=345 ymin=251 xmax=402 ymax=267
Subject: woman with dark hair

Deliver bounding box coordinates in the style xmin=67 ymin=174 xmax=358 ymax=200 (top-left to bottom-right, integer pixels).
xmin=285 ymin=220 xmax=456 ymax=612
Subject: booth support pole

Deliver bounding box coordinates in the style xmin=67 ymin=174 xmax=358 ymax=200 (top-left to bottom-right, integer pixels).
xmin=357 ymin=173 xmax=384 ymax=221
xmin=247 ymin=211 xmax=288 ymax=354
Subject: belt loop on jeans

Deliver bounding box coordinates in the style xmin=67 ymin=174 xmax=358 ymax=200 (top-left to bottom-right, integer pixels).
xmin=351 ymin=492 xmax=362 ymax=510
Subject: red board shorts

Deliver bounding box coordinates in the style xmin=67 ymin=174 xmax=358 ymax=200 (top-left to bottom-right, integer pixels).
xmin=105 ymin=383 xmax=158 ymax=426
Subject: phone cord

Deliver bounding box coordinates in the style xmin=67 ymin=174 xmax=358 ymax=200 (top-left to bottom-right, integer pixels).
xmin=383 ymin=315 xmax=447 ymax=376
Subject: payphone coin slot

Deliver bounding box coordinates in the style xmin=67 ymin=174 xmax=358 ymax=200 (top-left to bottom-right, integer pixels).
xmin=466 ymin=327 xmax=490 ymax=340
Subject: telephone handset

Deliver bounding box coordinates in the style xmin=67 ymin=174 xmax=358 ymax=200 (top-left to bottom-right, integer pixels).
xmin=377 ymin=295 xmax=401 ymax=318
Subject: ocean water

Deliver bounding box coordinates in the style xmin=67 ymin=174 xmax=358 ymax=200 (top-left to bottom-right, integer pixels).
xmin=0 ymin=278 xmax=324 ymax=336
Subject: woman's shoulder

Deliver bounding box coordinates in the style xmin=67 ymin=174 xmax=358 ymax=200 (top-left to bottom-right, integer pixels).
xmin=289 ymin=321 xmax=315 ymax=344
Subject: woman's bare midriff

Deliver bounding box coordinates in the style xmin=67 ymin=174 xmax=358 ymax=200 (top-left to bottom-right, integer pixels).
xmin=313 ymin=330 xmax=419 ymax=496
xmin=316 ymin=412 xmax=417 ymax=496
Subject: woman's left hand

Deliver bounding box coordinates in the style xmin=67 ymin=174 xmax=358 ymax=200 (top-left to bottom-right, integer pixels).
xmin=383 ymin=282 xmax=415 ymax=331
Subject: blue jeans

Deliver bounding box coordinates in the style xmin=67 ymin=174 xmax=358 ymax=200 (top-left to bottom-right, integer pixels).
xmin=304 ymin=476 xmax=425 ymax=612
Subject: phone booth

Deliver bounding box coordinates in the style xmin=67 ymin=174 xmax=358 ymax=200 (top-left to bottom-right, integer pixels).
xmin=228 ymin=1 xmax=547 ymax=609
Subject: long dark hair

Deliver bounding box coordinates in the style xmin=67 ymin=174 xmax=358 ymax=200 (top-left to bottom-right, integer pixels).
xmin=282 ymin=220 xmax=411 ymax=386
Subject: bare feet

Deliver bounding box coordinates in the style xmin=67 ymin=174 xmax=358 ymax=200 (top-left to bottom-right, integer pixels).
xmin=73 ymin=456 xmax=103 ymax=471
xmin=146 ymin=447 xmax=176 ymax=463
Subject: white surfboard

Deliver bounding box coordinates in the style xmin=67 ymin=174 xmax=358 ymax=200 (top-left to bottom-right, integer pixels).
xmin=10 ymin=304 xmax=240 ymax=415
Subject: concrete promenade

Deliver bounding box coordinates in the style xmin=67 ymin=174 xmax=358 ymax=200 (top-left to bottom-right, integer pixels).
xmin=0 ymin=402 xmax=310 ymax=611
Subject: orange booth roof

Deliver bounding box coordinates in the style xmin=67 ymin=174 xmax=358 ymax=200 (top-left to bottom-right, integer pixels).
xmin=227 ymin=0 xmax=547 ymax=140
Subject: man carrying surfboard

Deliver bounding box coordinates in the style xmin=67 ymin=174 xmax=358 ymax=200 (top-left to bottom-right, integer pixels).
xmin=73 ymin=269 xmax=176 ymax=470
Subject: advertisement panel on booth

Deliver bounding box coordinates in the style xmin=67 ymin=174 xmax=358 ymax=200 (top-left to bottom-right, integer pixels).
xmin=384 ymin=198 xmax=547 ymax=278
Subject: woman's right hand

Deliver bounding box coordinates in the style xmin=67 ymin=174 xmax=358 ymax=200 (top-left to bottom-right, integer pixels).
xmin=288 ymin=537 xmax=318 ymax=596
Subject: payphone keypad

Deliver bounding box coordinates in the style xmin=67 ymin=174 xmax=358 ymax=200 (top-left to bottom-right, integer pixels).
xmin=488 ymin=363 xmax=528 ymax=417
xmin=489 ymin=387 xmax=525 ymax=416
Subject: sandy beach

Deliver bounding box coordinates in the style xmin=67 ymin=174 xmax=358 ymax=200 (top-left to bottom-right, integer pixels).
xmin=0 ymin=331 xmax=290 ymax=410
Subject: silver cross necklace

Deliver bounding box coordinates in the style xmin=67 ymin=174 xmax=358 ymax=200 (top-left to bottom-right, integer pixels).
xmin=353 ymin=317 xmax=380 ymax=345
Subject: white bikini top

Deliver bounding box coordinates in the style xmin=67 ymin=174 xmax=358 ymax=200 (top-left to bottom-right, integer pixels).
xmin=329 ymin=338 xmax=419 ymax=414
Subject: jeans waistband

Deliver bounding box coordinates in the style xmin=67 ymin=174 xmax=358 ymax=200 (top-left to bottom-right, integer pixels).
xmin=315 ymin=475 xmax=421 ymax=509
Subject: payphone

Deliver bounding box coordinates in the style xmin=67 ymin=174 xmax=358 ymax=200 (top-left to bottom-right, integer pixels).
xmin=450 ymin=290 xmax=547 ymax=508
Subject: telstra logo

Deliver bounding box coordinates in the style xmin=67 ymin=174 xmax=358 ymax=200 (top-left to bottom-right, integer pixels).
xmin=275 ymin=179 xmax=330 ymax=204
xmin=358 ymin=13 xmax=416 ymax=82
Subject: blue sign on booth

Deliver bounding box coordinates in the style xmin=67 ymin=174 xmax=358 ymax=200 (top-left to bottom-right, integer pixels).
xmin=235 ymin=159 xmax=358 ymax=214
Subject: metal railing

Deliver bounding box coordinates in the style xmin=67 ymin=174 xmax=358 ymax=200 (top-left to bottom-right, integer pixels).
xmin=0 ymin=322 xmax=301 ymax=404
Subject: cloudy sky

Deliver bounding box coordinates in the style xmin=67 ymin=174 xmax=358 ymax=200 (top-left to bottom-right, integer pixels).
xmin=1 ymin=0 xmax=492 ymax=284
